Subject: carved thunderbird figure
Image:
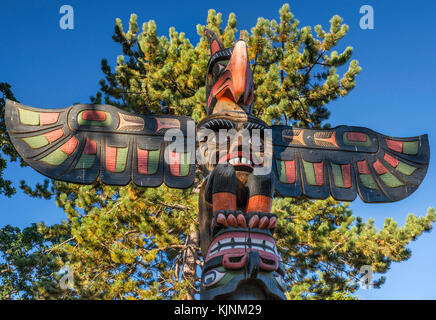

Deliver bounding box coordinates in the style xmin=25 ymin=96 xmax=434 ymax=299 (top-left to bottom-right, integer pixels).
xmin=4 ymin=29 xmax=430 ymax=300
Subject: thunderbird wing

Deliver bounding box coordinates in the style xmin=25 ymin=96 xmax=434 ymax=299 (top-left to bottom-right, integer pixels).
xmin=5 ymin=100 xmax=196 ymax=188
xmin=272 ymin=125 xmax=429 ymax=202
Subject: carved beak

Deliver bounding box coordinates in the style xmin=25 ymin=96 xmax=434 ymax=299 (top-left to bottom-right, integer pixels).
xmin=213 ymin=40 xmax=254 ymax=106
xmin=228 ymin=41 xmax=249 ymax=102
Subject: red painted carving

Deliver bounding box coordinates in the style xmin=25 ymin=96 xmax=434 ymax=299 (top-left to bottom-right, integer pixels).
xmin=227 ymin=41 xmax=249 ymax=102
xmin=341 ymin=164 xmax=352 ymax=188
xmin=258 ymin=216 xmax=269 ymax=229
xmin=386 ymin=139 xmax=403 ymax=153
xmin=211 ymin=40 xmax=221 ymax=55
xmin=82 ymin=110 xmax=106 ymax=121
xmin=211 ymin=41 xmax=253 ymax=106
xmin=246 ymin=195 xmax=273 ymax=213
xmin=268 ymin=216 xmax=277 ymax=229
xmin=212 ymin=192 xmax=236 ymax=212
xmin=168 ymin=151 xmax=180 ymax=176
xmin=384 ymin=153 xmax=400 ymax=168
xmin=59 ymin=137 xmax=78 ymax=155
xmin=227 ymin=214 xmax=238 ymax=227
xmin=285 ymin=160 xmax=296 ymax=183
xmin=216 ymin=213 xmax=228 ymax=227
xmin=222 ymin=248 xmax=279 ymax=272
xmin=44 ymin=128 xmax=64 ymax=143
xmin=222 ymin=251 xmax=247 ymax=269
xmin=212 ymin=72 xmax=235 ymax=101
xmin=248 ymin=215 xmax=259 ymax=228
xmin=206 ymin=232 xmax=279 ymax=272
xmin=137 ymin=148 xmax=149 ymax=174
xmin=83 ymin=138 xmax=97 ymax=154
xmin=373 ymin=159 xmax=389 ymax=175
xmin=40 ymin=112 xmax=60 ymax=125
xmin=346 ymin=132 xmax=368 ymax=142
xmin=237 ymin=214 xmax=247 ymax=228
xmin=357 ymin=160 xmax=371 ymax=174
xmin=313 ymin=162 xmax=324 ymax=186
xmin=105 ymin=146 xmax=117 ymax=172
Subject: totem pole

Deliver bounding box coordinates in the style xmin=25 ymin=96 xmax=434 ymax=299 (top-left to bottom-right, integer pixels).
xmin=4 ymin=29 xmax=430 ymax=300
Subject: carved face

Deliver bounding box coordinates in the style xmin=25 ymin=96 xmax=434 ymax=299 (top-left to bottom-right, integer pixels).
xmin=197 ymin=115 xmax=269 ymax=176
xmin=199 ymin=211 xmax=286 ymax=300
xmin=205 ymin=40 xmax=254 ymax=116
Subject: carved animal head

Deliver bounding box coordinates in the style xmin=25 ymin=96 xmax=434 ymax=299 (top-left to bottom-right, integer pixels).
xmin=197 ymin=29 xmax=273 ymax=177
xmin=204 ymin=29 xmax=254 ymax=116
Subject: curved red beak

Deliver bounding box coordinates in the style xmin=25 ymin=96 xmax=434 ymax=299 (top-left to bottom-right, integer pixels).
xmin=212 ymin=40 xmax=254 ymax=106
xmin=228 ymin=41 xmax=249 ymax=102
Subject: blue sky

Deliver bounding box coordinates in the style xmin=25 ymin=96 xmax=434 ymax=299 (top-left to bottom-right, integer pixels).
xmin=1 ymin=0 xmax=436 ymax=299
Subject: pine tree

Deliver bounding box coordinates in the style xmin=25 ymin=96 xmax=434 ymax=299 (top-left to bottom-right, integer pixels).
xmin=1 ymin=4 xmax=435 ymax=299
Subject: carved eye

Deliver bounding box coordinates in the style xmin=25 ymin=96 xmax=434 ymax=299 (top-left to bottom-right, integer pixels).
xmin=212 ymin=60 xmax=229 ymax=77
xmin=202 ymin=269 xmax=226 ymax=287
xmin=212 ymin=64 xmax=225 ymax=76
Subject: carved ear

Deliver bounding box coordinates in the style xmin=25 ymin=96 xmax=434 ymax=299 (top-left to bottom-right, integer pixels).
xmin=204 ymin=28 xmax=225 ymax=55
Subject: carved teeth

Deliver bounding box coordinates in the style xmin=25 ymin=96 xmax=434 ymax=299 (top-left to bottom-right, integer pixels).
xmin=209 ymin=242 xmax=219 ymax=253
xmin=227 ymin=156 xmax=253 ymax=166
xmin=220 ymin=238 xmax=232 ymax=245
xmin=242 ymin=157 xmax=254 ymax=166
xmin=209 ymin=236 xmax=277 ymax=256
xmin=250 ymin=238 xmax=263 ymax=245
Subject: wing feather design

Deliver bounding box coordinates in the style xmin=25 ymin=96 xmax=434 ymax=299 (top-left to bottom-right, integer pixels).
xmin=272 ymin=125 xmax=430 ymax=203
xmin=5 ymin=100 xmax=196 ymax=188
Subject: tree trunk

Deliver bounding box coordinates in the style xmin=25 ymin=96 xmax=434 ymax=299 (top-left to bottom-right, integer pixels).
xmin=182 ymin=229 xmax=199 ymax=300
